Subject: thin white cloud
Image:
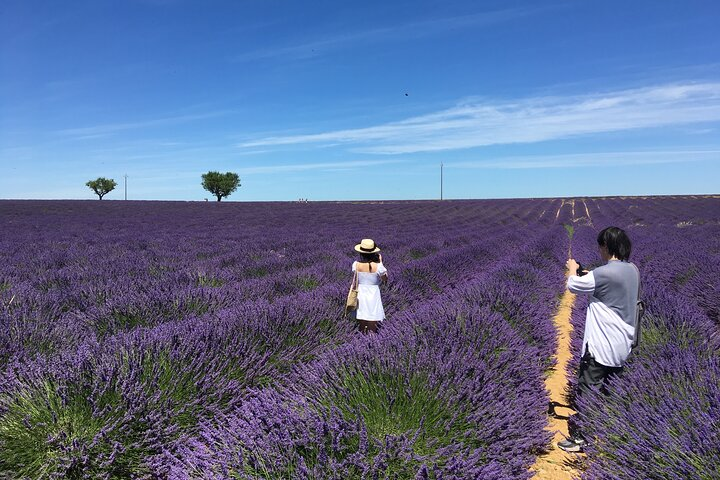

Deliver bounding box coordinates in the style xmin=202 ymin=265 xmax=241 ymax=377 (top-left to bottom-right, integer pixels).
xmin=239 ymin=159 xmax=406 ymax=175
xmin=232 ymin=7 xmax=545 ymax=63
xmin=57 ymin=111 xmax=230 ymax=137
xmin=239 ymin=83 xmax=720 ymax=154
xmin=449 ymin=149 xmax=720 ymax=169
xmin=72 ymin=134 xmax=113 ymax=141
xmin=682 ymin=127 xmax=715 ymax=135
xmin=236 ymin=149 xmax=271 ymax=156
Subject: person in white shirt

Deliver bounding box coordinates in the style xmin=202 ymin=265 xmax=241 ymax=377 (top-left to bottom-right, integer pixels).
xmin=558 ymin=226 xmax=640 ymax=453
xmin=351 ymin=239 xmax=388 ymax=334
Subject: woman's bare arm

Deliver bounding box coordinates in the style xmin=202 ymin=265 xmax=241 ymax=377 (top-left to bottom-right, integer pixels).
xmin=378 ymin=254 xmax=388 ymax=282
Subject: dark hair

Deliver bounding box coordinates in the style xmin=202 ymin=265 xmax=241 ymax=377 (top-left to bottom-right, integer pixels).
xmin=597 ymin=226 xmax=631 ymax=261
xmin=359 ymin=252 xmax=380 ymax=263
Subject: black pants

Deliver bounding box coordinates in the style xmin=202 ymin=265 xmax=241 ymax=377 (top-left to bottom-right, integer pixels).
xmin=570 ymin=351 xmax=623 ymax=439
xmin=357 ymin=319 xmax=380 ymax=333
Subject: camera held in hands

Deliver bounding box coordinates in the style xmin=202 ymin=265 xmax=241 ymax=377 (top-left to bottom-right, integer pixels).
xmin=576 ymin=263 xmax=588 ymax=276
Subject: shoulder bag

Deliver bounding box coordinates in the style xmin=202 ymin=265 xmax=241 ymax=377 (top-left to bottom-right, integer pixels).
xmin=345 ymin=268 xmax=359 ymax=314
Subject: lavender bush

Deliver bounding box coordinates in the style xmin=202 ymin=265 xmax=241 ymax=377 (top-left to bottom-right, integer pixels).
xmin=162 ymin=233 xmax=567 ymax=479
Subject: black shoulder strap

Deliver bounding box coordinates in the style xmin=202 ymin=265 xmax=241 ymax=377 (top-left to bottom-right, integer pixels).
xmin=631 ymin=263 xmax=644 ymax=349
xmin=633 ymin=263 xmax=642 ymax=300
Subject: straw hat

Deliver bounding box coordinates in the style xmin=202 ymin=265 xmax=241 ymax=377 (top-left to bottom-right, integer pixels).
xmin=354 ymin=238 xmax=381 ymax=254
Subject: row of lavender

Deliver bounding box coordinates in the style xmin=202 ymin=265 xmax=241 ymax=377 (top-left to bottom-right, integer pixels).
xmin=0 ymin=200 xmax=548 ymax=361
xmin=164 ymin=231 xmax=567 ymax=478
xmin=0 ymin=200 xmax=567 ymax=478
xmin=566 ymin=196 xmax=720 ymax=479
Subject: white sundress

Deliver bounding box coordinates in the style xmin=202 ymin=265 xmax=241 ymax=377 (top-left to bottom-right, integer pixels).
xmin=352 ymin=261 xmax=387 ymax=321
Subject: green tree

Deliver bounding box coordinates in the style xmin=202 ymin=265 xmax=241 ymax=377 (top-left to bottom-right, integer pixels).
xmin=201 ymin=171 xmax=240 ymax=202
xmin=86 ymin=177 xmax=117 ymax=200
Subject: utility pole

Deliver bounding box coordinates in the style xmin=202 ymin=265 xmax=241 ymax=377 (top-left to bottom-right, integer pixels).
xmin=124 ymin=174 xmax=128 ymax=200
xmin=440 ymin=162 xmax=444 ymax=200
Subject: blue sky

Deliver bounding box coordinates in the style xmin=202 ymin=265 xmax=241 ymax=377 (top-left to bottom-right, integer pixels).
xmin=1 ymin=0 xmax=719 ymax=201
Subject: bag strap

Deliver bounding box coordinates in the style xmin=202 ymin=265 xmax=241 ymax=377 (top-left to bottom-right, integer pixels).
xmin=350 ymin=265 xmax=359 ymax=289
xmin=632 ymin=262 xmax=642 ymax=301
xmin=631 ymin=262 xmax=643 ymax=349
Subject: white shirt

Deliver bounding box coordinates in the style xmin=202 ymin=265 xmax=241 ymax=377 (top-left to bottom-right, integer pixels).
xmin=567 ymin=261 xmax=639 ymax=367
xmin=351 ymin=261 xmax=387 ymax=321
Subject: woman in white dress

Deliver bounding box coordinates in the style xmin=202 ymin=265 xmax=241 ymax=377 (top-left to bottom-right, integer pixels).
xmin=352 ymin=239 xmax=388 ymax=333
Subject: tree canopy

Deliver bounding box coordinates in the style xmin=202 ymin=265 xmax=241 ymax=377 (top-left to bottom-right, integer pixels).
xmin=86 ymin=177 xmax=117 ymax=200
xmin=201 ymin=171 xmax=240 ymax=202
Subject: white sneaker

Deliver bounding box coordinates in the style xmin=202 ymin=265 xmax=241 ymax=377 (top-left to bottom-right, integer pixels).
xmin=557 ymin=437 xmax=586 ymax=453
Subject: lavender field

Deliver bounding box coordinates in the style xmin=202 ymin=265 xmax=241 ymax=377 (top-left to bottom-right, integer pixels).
xmin=0 ymin=197 xmax=718 ymax=479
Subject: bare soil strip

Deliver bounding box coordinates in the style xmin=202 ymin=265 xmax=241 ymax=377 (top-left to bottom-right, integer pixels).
xmin=530 ymin=289 xmax=582 ymax=480
xmin=582 ymin=199 xmax=593 ymax=226
xmin=556 ymin=199 xmax=576 ymax=222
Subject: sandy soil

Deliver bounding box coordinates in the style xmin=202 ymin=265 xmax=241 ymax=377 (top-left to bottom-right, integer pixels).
xmin=529 ymin=289 xmax=583 ymax=480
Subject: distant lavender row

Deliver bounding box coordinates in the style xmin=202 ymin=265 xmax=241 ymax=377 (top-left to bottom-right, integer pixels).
xmin=0 ymin=200 xmax=553 ymax=362
xmin=565 ymin=197 xmax=720 ymax=479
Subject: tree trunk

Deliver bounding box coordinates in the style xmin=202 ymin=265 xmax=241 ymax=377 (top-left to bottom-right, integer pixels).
xmin=216 ymin=195 xmax=222 ymax=202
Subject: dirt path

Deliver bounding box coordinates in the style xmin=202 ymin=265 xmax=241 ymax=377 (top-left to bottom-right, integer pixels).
xmin=555 ymin=199 xmax=576 ymax=222
xmin=581 ymin=199 xmax=593 ymax=226
xmin=530 ymin=289 xmax=582 ymax=479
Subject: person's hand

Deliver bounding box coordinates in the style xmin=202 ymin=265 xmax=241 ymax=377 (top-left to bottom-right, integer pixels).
xmin=566 ymin=258 xmax=579 ymax=275
xmin=378 ymin=253 xmax=383 ymax=263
